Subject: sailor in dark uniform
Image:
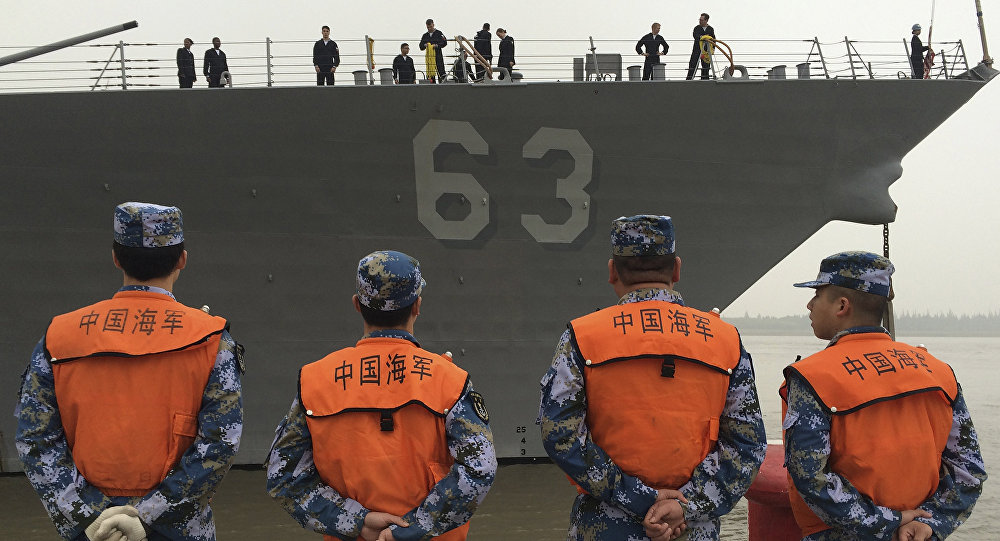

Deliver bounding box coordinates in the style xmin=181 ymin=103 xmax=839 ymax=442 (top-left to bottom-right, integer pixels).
xmin=419 ymin=19 xmax=447 ymax=83
xmin=910 ymin=24 xmax=931 ymax=79
xmin=473 ymin=23 xmax=493 ymax=81
xmin=686 ymin=13 xmax=715 ymax=80
xmin=496 ymin=28 xmax=515 ymax=78
xmin=393 ymin=43 xmax=416 ymax=84
xmin=203 ymin=37 xmax=229 ymax=88
xmin=313 ymin=25 xmax=340 ymax=86
xmin=176 ymin=38 xmax=196 ymax=88
xmin=635 ymin=23 xmax=668 ymax=80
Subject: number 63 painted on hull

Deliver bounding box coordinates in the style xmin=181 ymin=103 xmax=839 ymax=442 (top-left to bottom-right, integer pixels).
xmin=413 ymin=119 xmax=593 ymax=243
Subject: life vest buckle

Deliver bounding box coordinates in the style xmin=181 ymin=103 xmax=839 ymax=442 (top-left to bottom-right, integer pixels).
xmin=380 ymin=410 xmax=394 ymax=431
xmin=661 ymin=357 xmax=676 ymax=378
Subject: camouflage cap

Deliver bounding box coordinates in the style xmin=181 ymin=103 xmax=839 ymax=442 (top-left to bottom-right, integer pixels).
xmin=113 ymin=202 xmax=184 ymax=248
xmin=356 ymin=250 xmax=426 ymax=311
xmin=794 ymin=251 xmax=894 ymax=297
xmin=611 ymin=215 xmax=675 ymax=256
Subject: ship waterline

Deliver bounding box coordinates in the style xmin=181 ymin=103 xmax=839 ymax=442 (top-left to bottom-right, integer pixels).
xmin=0 ymin=69 xmax=994 ymax=468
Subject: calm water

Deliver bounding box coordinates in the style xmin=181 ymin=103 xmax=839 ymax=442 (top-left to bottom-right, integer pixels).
xmin=736 ymin=334 xmax=998 ymax=541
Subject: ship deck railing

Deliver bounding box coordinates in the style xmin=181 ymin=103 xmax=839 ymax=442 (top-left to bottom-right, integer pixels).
xmin=0 ymin=36 xmax=974 ymax=92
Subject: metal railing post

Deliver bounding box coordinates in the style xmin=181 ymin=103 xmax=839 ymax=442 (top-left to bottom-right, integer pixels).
xmin=119 ymin=40 xmax=127 ymax=89
xmin=266 ymin=37 xmax=273 ymax=87
xmin=939 ymin=48 xmax=949 ymax=78
xmin=958 ymin=39 xmax=970 ymax=72
xmin=814 ymin=37 xmax=830 ymax=78
xmin=845 ymin=36 xmax=857 ymax=79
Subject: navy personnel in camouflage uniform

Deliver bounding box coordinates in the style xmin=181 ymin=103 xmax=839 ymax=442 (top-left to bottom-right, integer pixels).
xmin=266 ymin=250 xmax=496 ymax=540
xmin=538 ymin=215 xmax=766 ymax=540
xmin=782 ymin=251 xmax=986 ymax=541
xmin=15 ymin=202 xmax=244 ymax=540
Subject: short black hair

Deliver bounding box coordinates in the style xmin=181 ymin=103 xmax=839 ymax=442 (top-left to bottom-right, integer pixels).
xmin=483 ymin=23 xmax=490 ymax=30
xmin=322 ymin=25 xmax=330 ymax=31
xmin=612 ymin=254 xmax=676 ymax=286
xmin=701 ymin=13 xmax=710 ymax=20
xmin=426 ymin=19 xmax=434 ymax=25
xmin=112 ymin=241 xmax=184 ymax=281
xmin=401 ymin=42 xmax=409 ymax=49
xmin=825 ymin=285 xmax=888 ymax=325
xmin=359 ymin=300 xmax=416 ymax=328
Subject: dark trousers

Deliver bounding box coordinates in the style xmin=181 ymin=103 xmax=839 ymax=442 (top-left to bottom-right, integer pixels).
xmin=430 ymin=53 xmax=446 ymax=82
xmin=207 ymin=75 xmax=223 ymax=87
xmin=911 ymin=58 xmax=924 ymax=79
xmin=178 ymin=76 xmax=195 ymax=88
xmin=475 ymin=60 xmax=490 ymax=81
xmin=317 ymin=69 xmax=335 ymax=86
xmin=686 ymin=51 xmax=709 ymax=79
xmin=642 ymin=58 xmax=659 ymax=80
xmin=497 ymin=58 xmax=513 ymax=76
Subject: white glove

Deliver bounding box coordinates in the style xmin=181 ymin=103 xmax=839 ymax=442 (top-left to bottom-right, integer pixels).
xmin=95 ymin=513 xmax=147 ymax=541
xmin=84 ymin=505 xmax=139 ymax=541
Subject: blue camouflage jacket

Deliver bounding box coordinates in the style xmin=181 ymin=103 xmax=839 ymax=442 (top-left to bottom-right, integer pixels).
xmin=15 ymin=285 xmax=244 ymax=541
xmin=265 ymin=329 xmax=497 ymax=541
xmin=538 ymin=287 xmax=767 ymax=540
xmin=783 ymin=327 xmax=987 ymax=541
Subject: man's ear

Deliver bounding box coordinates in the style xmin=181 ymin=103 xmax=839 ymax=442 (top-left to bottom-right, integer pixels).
xmin=352 ymin=295 xmax=362 ymax=313
xmin=671 ymin=256 xmax=682 ymax=284
xmin=608 ymin=258 xmax=618 ymax=285
xmin=834 ymin=294 xmax=851 ymax=317
xmin=174 ymin=250 xmax=188 ymax=271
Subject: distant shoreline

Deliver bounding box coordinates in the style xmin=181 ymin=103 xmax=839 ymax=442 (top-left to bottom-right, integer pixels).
xmin=723 ymin=314 xmax=1000 ymax=338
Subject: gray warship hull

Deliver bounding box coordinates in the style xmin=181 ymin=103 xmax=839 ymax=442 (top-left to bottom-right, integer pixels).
xmin=0 ymin=74 xmax=991 ymax=469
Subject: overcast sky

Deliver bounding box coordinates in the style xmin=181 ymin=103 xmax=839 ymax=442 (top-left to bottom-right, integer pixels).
xmin=4 ymin=1 xmax=998 ymax=316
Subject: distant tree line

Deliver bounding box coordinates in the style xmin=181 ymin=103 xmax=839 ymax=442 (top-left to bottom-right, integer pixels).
xmin=723 ymin=311 xmax=1000 ymax=337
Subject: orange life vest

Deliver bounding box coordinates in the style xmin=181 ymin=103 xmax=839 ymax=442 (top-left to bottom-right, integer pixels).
xmin=46 ymin=289 xmax=227 ymax=497
xmin=779 ymin=333 xmax=957 ymax=536
xmin=570 ymin=300 xmax=741 ymax=490
xmin=300 ymin=337 xmax=470 ymax=541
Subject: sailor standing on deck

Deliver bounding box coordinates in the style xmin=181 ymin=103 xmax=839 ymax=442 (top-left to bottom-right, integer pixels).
xmin=781 ymin=252 xmax=986 ymax=541
xmin=538 ymin=215 xmax=766 ymax=541
xmin=636 ymin=23 xmax=669 ymax=80
xmin=203 ymin=37 xmax=229 ymax=87
xmin=176 ymin=38 xmax=196 ymax=88
xmin=420 ymin=19 xmax=448 ymax=83
xmin=686 ymin=13 xmax=715 ymax=80
xmin=266 ymin=250 xmax=497 ymax=541
xmin=314 ymin=25 xmax=340 ymax=86
xmin=393 ymin=43 xmax=417 ymax=84
xmin=473 ymin=23 xmax=492 ymax=81
xmin=15 ymin=202 xmax=245 ymax=541
xmin=910 ymin=24 xmax=932 ymax=79
xmin=496 ymin=28 xmax=515 ymax=78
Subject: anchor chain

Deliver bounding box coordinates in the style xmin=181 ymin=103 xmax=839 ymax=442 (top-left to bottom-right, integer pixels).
xmin=882 ymin=222 xmax=895 ymax=339
xmin=883 ymin=223 xmax=890 ymax=258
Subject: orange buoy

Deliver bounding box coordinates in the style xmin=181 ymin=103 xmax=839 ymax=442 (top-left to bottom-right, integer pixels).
xmin=745 ymin=443 xmax=801 ymax=541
